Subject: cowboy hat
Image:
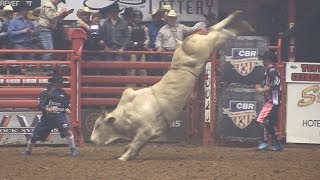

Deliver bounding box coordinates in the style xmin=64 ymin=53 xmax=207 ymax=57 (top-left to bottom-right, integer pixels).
xmin=76 ymin=7 xmax=94 ymax=18
xmin=167 ymin=9 xmax=177 ymax=17
xmin=161 ymin=4 xmax=172 ymax=11
xmin=0 ymin=5 xmax=13 ymax=12
xmin=48 ymin=73 xmax=68 ymax=83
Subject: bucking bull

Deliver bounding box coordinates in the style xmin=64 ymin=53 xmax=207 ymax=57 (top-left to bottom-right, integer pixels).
xmin=90 ymin=10 xmax=254 ymax=161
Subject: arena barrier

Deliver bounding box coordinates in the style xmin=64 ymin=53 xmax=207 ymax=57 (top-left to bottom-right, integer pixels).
xmin=0 ymin=28 xmax=285 ymax=146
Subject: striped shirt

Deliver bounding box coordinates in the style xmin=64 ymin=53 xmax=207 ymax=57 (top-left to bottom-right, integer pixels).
xmin=155 ymin=24 xmax=198 ymax=51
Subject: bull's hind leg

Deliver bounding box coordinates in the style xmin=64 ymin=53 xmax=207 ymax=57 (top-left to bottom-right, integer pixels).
xmin=118 ymin=129 xmax=152 ymax=161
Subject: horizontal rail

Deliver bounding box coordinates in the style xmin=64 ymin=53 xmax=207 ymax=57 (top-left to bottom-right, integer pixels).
xmin=0 ymin=99 xmax=37 ymax=108
xmin=81 ymin=87 xmax=137 ymax=95
xmin=0 ymin=49 xmax=73 ymax=53
xmin=82 ymin=98 xmax=119 ymax=106
xmin=82 ymin=61 xmax=170 ymax=69
xmin=82 ymin=50 xmax=174 ymax=55
xmin=0 ymin=88 xmax=71 ymax=96
xmin=0 ymin=60 xmax=70 ymax=65
xmin=82 ymin=76 xmax=162 ymax=83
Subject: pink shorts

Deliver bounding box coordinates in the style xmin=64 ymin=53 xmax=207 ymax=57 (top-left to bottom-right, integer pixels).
xmin=256 ymin=102 xmax=273 ymax=123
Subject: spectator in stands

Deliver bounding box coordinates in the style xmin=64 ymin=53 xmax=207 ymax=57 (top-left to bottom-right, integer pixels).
xmin=71 ymin=7 xmax=94 ymax=31
xmin=7 ymin=1 xmax=37 ymax=60
xmin=0 ymin=5 xmax=14 ymax=58
xmin=148 ymin=9 xmax=165 ymax=50
xmin=155 ymin=10 xmax=199 ymax=61
xmin=194 ymin=12 xmax=217 ymax=29
xmin=127 ymin=9 xmax=149 ymax=85
xmin=38 ymin=0 xmax=72 ymax=60
xmin=100 ymin=1 xmax=130 ymax=61
xmin=71 ymin=7 xmax=103 ymax=60
xmin=255 ymin=51 xmax=283 ymax=151
xmin=91 ymin=11 xmax=102 ymax=25
xmin=22 ymin=72 xmax=77 ymax=157
xmin=120 ymin=7 xmax=133 ymax=24
xmin=29 ymin=7 xmax=42 ymax=50
xmin=146 ymin=9 xmax=166 ymax=76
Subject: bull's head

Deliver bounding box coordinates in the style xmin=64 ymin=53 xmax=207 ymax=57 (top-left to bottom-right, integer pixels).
xmin=90 ymin=111 xmax=127 ymax=145
xmin=171 ymin=10 xmax=254 ymax=71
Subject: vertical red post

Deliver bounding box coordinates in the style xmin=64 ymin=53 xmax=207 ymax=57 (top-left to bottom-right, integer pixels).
xmin=65 ymin=28 xmax=86 ymax=147
xmin=288 ymin=0 xmax=296 ymax=62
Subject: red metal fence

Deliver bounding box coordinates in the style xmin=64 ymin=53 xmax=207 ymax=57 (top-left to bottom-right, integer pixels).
xmin=0 ymin=28 xmax=285 ymax=146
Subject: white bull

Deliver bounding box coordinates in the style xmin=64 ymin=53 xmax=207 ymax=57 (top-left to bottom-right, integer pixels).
xmin=90 ymin=10 xmax=254 ymax=161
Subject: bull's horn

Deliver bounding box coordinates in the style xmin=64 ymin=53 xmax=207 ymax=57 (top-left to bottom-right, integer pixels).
xmin=209 ymin=10 xmax=242 ymax=31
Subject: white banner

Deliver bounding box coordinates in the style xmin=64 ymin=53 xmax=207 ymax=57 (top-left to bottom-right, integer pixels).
xmin=286 ymin=62 xmax=320 ymax=83
xmin=286 ymin=83 xmax=320 ymax=144
xmin=53 ymin=0 xmax=218 ymax=21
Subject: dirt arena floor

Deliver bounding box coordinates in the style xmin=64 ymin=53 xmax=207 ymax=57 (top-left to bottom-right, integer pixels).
xmin=0 ymin=143 xmax=319 ymax=180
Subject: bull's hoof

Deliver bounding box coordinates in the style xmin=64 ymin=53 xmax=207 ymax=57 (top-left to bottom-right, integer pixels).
xmin=118 ymin=157 xmax=128 ymax=161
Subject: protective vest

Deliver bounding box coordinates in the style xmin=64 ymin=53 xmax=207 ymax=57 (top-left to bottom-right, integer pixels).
xmin=130 ymin=23 xmax=146 ymax=49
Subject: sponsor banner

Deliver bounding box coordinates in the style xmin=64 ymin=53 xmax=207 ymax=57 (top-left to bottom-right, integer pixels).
xmin=225 ymin=48 xmax=263 ymax=76
xmin=223 ymin=101 xmax=257 ymax=129
xmin=0 ymin=111 xmax=67 ymax=145
xmin=204 ymin=62 xmax=211 ymax=122
xmin=286 ymin=62 xmax=320 ymax=83
xmin=59 ymin=0 xmax=218 ymax=21
xmin=0 ymin=0 xmax=40 ymax=8
xmin=286 ymin=83 xmax=320 ymax=144
xmin=219 ymin=36 xmax=268 ymax=85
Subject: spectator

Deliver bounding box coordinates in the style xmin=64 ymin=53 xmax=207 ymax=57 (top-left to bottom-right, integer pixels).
xmin=29 ymin=7 xmax=42 ymax=50
xmin=91 ymin=11 xmax=102 ymax=25
xmin=71 ymin=7 xmax=94 ymax=31
xmin=71 ymin=7 xmax=103 ymax=60
xmin=7 ymin=1 xmax=37 ymax=60
xmin=147 ymin=9 xmax=166 ymax=76
xmin=148 ymin=9 xmax=165 ymax=50
xmin=100 ymin=1 xmax=130 ymax=61
xmin=38 ymin=0 xmax=72 ymax=60
xmin=194 ymin=12 xmax=217 ymax=29
xmin=155 ymin=10 xmax=199 ymax=61
xmin=0 ymin=5 xmax=14 ymax=58
xmin=127 ymin=9 xmax=149 ymax=85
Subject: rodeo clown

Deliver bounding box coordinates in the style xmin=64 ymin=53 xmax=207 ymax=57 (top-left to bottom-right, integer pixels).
xmin=255 ymin=50 xmax=283 ymax=151
xmin=22 ymin=72 xmax=77 ymax=157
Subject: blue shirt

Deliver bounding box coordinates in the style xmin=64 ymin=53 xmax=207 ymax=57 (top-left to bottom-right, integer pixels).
xmin=7 ymin=16 xmax=35 ymax=44
xmin=147 ymin=20 xmax=165 ymax=49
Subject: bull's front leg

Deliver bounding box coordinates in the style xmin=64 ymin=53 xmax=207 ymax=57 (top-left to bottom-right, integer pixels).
xmin=118 ymin=130 xmax=152 ymax=161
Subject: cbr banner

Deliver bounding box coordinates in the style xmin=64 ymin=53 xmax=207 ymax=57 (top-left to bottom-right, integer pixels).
xmin=286 ymin=62 xmax=320 ymax=144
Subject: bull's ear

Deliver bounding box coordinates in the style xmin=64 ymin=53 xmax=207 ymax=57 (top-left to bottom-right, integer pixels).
xmin=107 ymin=117 xmax=116 ymax=124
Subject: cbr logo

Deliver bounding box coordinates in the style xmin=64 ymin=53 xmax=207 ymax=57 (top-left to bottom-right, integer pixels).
xmin=225 ymin=48 xmax=263 ymax=76
xmin=297 ymin=85 xmax=320 ymax=107
xmin=223 ymin=101 xmax=257 ymax=129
